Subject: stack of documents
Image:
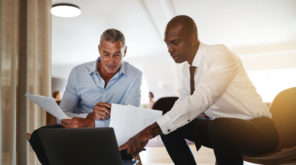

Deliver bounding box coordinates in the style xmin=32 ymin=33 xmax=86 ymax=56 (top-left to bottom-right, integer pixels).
xmin=26 ymin=93 xmax=163 ymax=146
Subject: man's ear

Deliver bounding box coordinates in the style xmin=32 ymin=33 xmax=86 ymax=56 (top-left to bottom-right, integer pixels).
xmin=98 ymin=45 xmax=102 ymax=56
xmin=189 ymin=34 xmax=197 ymax=46
xmin=123 ymin=46 xmax=127 ymax=57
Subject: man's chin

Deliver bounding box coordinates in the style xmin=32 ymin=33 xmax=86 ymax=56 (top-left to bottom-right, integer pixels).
xmin=173 ymin=59 xmax=184 ymax=63
xmin=106 ymin=68 xmax=119 ymax=74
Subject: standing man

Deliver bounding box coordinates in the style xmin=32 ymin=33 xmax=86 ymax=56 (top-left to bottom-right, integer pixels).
xmin=120 ymin=15 xmax=278 ymax=165
xmin=30 ymin=29 xmax=142 ymax=164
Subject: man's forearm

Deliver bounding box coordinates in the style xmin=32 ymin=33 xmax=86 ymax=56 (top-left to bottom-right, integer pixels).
xmin=85 ymin=118 xmax=95 ymax=128
xmin=146 ymin=122 xmax=162 ymax=139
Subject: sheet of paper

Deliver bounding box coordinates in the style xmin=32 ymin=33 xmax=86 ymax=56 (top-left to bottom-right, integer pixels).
xmin=65 ymin=112 xmax=88 ymax=118
xmin=109 ymin=104 xmax=162 ymax=146
xmin=25 ymin=93 xmax=70 ymax=120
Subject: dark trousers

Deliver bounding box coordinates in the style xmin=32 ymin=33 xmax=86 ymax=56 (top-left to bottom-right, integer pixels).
xmin=29 ymin=124 xmax=132 ymax=165
xmin=161 ymin=117 xmax=279 ymax=165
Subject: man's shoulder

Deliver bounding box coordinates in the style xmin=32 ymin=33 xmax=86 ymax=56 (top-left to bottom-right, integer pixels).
xmin=204 ymin=44 xmax=236 ymax=59
xmin=71 ymin=61 xmax=96 ymax=73
xmin=123 ymin=61 xmax=142 ymax=77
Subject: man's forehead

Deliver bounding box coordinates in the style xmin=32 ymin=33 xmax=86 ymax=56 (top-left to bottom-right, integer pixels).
xmin=165 ymin=24 xmax=185 ymax=40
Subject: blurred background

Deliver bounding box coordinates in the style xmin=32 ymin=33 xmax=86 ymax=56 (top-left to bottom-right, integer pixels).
xmin=1 ymin=0 xmax=296 ymax=164
xmin=51 ymin=0 xmax=296 ymax=105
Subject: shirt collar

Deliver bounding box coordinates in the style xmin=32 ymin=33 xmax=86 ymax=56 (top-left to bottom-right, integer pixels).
xmin=188 ymin=42 xmax=205 ymax=68
xmin=88 ymin=57 xmax=126 ymax=76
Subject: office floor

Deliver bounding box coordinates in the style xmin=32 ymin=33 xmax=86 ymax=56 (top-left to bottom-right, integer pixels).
xmin=140 ymin=138 xmax=259 ymax=165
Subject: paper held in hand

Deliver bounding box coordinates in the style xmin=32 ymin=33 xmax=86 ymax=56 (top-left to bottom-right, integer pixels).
xmin=25 ymin=93 xmax=70 ymax=121
xmin=109 ymin=104 xmax=162 ymax=146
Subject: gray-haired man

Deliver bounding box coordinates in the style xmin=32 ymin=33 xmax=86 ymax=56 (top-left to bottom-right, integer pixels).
xmin=30 ymin=29 xmax=142 ymax=164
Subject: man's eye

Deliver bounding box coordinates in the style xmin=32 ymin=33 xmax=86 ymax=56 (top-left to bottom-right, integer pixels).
xmin=173 ymin=41 xmax=179 ymax=45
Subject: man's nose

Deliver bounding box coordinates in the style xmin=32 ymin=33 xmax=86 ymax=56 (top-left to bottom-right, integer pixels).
xmin=110 ymin=56 xmax=117 ymax=64
xmin=168 ymin=45 xmax=174 ymax=53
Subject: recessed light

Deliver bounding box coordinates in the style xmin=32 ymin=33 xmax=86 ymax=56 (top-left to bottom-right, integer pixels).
xmin=51 ymin=3 xmax=81 ymax=18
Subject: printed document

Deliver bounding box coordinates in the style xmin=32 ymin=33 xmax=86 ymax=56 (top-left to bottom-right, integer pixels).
xmin=110 ymin=104 xmax=162 ymax=146
xmin=25 ymin=93 xmax=70 ymax=120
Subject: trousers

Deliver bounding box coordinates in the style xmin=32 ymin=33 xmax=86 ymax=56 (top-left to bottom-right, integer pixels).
xmin=160 ymin=117 xmax=278 ymax=165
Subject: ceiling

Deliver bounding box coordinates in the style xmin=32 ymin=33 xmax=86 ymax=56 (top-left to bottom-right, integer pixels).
xmin=51 ymin=0 xmax=296 ymax=66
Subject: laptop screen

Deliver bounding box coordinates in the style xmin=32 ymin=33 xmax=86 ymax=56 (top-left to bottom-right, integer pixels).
xmin=38 ymin=128 xmax=122 ymax=165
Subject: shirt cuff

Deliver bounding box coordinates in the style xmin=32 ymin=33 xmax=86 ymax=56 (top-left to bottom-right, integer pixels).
xmin=95 ymin=120 xmax=109 ymax=128
xmin=156 ymin=114 xmax=175 ymax=135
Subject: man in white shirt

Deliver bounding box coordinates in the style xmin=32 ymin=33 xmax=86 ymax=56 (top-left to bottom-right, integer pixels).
xmin=119 ymin=15 xmax=278 ymax=165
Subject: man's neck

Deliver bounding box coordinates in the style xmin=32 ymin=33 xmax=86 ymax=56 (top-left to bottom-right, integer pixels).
xmin=97 ymin=62 xmax=117 ymax=88
xmin=187 ymin=41 xmax=200 ymax=65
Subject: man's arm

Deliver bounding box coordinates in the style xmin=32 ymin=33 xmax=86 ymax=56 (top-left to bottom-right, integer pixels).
xmin=157 ymin=48 xmax=240 ymax=134
xmin=119 ymin=122 xmax=162 ymax=156
xmin=60 ymin=69 xmax=79 ymax=113
xmin=123 ymin=72 xmax=142 ymax=107
xmin=60 ymin=69 xmax=95 ymax=128
xmin=61 ymin=117 xmax=95 ymax=128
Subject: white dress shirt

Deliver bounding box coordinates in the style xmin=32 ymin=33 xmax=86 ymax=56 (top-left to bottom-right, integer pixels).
xmin=157 ymin=43 xmax=271 ymax=134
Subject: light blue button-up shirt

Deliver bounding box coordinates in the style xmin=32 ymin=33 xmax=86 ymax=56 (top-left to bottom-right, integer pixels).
xmin=60 ymin=57 xmax=142 ymax=127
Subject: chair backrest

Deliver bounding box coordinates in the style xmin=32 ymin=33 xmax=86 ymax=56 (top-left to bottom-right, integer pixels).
xmin=269 ymin=87 xmax=296 ymax=149
xmin=152 ymin=97 xmax=178 ymax=114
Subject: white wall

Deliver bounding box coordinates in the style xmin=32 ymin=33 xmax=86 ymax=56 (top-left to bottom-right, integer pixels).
xmin=126 ymin=54 xmax=181 ymax=103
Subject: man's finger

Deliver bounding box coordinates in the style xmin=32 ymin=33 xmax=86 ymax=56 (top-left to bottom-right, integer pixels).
xmin=95 ymin=108 xmax=110 ymax=116
xmin=61 ymin=119 xmax=72 ymax=123
xmin=119 ymin=143 xmax=128 ymax=151
xmin=94 ymin=106 xmax=110 ymax=115
xmin=95 ymin=102 xmax=111 ymax=109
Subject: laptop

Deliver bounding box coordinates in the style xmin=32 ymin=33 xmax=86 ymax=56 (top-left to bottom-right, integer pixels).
xmin=38 ymin=127 xmax=135 ymax=165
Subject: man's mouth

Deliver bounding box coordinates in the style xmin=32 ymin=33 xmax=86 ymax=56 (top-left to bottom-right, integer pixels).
xmin=171 ymin=54 xmax=179 ymax=60
xmin=108 ymin=65 xmax=117 ymax=69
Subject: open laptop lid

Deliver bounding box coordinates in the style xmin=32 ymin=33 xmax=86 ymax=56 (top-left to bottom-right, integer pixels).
xmin=38 ymin=128 xmax=122 ymax=165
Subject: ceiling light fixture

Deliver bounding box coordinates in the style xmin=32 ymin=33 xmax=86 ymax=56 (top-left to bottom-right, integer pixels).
xmin=51 ymin=3 xmax=81 ymax=18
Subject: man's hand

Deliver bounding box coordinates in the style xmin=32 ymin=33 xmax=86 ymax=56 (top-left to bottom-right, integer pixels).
xmin=119 ymin=122 xmax=162 ymax=156
xmin=61 ymin=117 xmax=95 ymax=128
xmin=87 ymin=102 xmax=111 ymax=120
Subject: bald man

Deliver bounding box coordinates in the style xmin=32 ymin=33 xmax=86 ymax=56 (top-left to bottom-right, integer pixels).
xmin=119 ymin=15 xmax=278 ymax=165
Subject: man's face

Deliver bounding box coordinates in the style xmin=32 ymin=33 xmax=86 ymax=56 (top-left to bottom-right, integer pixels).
xmin=164 ymin=24 xmax=192 ymax=63
xmin=99 ymin=40 xmax=126 ymax=75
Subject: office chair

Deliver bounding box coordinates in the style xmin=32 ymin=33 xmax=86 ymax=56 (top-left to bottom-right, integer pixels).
xmin=244 ymin=87 xmax=296 ymax=164
xmin=152 ymin=96 xmax=178 ymax=114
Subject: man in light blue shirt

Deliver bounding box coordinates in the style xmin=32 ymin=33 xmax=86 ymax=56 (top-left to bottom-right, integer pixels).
xmin=60 ymin=29 xmax=142 ymax=128
xmin=29 ymin=29 xmax=142 ymax=164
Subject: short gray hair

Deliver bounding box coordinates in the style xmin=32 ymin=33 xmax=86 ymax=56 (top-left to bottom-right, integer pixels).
xmin=100 ymin=29 xmax=125 ymax=46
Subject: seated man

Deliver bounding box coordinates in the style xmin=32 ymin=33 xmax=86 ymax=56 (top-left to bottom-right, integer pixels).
xmin=29 ymin=28 xmax=142 ymax=165
xmin=120 ymin=15 xmax=278 ymax=165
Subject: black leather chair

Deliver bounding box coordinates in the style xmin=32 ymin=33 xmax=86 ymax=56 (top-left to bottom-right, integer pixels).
xmin=152 ymin=96 xmax=178 ymax=114
xmin=244 ymin=87 xmax=296 ymax=164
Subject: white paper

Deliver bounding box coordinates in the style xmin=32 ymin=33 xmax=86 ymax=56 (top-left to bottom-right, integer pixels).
xmin=65 ymin=112 xmax=88 ymax=118
xmin=25 ymin=93 xmax=70 ymax=120
xmin=109 ymin=104 xmax=162 ymax=146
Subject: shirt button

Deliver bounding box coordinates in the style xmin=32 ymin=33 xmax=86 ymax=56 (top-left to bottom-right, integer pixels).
xmin=167 ymin=129 xmax=170 ymax=132
xmin=187 ymin=119 xmax=191 ymax=122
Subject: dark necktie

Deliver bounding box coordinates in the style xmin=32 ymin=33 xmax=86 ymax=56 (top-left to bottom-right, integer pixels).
xmin=190 ymin=66 xmax=209 ymax=119
xmin=189 ymin=66 xmax=196 ymax=95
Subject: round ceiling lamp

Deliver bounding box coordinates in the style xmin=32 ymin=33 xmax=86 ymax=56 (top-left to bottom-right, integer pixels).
xmin=51 ymin=3 xmax=81 ymax=18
